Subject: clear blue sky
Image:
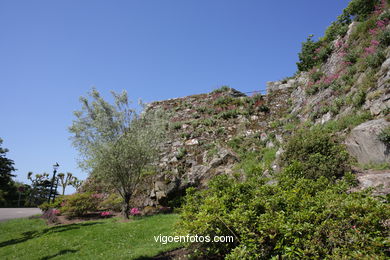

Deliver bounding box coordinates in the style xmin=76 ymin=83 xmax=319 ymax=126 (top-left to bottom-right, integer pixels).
xmin=0 ymin=0 xmax=350 ymax=193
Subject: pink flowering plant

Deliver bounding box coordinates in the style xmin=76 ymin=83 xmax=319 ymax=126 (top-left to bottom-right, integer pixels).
xmin=100 ymin=211 xmax=112 ymax=217
xmin=53 ymin=209 xmax=61 ymax=215
xmin=130 ymin=207 xmax=141 ymax=216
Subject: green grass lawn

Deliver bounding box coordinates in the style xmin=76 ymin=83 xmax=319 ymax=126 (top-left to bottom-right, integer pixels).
xmin=0 ymin=214 xmax=182 ymax=260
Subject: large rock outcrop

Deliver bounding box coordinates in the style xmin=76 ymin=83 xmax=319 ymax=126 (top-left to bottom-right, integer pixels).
xmin=345 ymin=119 xmax=390 ymax=165
xmin=350 ymin=168 xmax=390 ymax=196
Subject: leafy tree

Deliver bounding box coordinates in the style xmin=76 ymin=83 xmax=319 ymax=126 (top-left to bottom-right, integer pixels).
xmin=26 ymin=172 xmax=53 ymax=206
xmin=57 ymin=172 xmax=75 ymax=195
xmin=0 ymin=138 xmax=18 ymax=206
xmin=69 ymin=88 xmax=167 ymax=218
xmin=0 ymin=138 xmax=16 ymax=189
xmin=69 ymin=176 xmax=83 ymax=191
xmin=296 ymin=35 xmax=322 ymax=72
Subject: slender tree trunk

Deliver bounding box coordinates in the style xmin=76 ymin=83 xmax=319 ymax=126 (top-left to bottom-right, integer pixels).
xmin=122 ymin=193 xmax=131 ymax=219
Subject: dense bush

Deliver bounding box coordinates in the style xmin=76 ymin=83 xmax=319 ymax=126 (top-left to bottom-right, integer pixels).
xmin=296 ymin=36 xmax=322 ymax=72
xmin=60 ymin=192 xmax=100 ymax=218
xmin=280 ymin=129 xmax=350 ymax=179
xmin=178 ymin=175 xmax=390 ymax=259
xmin=211 ymin=86 xmax=230 ymax=94
xmin=99 ymin=193 xmax=122 ymax=212
xmin=38 ymin=196 xmax=66 ymax=212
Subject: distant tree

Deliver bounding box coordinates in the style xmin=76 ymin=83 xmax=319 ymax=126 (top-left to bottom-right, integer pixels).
xmin=0 ymin=138 xmax=18 ymax=206
xmin=57 ymin=172 xmax=75 ymax=195
xmin=69 ymin=176 xmax=83 ymax=191
xmin=0 ymin=138 xmax=16 ymax=189
xmin=69 ymin=88 xmax=167 ymax=218
xmin=26 ymin=172 xmax=52 ymax=206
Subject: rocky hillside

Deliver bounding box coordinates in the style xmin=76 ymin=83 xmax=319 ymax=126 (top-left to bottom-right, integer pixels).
xmin=129 ymin=2 xmax=390 ymax=208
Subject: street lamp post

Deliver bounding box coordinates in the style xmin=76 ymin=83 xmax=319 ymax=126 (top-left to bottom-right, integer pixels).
xmin=48 ymin=162 xmax=59 ymax=203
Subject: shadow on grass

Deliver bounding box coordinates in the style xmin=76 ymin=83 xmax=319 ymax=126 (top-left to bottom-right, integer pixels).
xmin=39 ymin=249 xmax=78 ymax=260
xmin=135 ymin=248 xmax=191 ymax=260
xmin=0 ymin=222 xmax=103 ymax=248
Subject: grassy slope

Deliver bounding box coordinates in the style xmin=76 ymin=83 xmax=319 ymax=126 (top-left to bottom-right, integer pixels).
xmin=0 ymin=214 xmax=182 ymax=260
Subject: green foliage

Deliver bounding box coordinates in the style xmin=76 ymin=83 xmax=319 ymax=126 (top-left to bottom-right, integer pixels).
xmin=319 ymin=112 xmax=373 ymax=132
xmin=296 ymin=35 xmax=322 ymax=72
xmin=26 ymin=172 xmax=52 ymax=207
xmin=352 ymin=89 xmax=367 ymax=107
xmin=61 ymin=192 xmax=100 ymax=218
xmin=176 ymin=148 xmax=187 ymax=160
xmin=378 ymin=28 xmax=390 ymax=46
xmin=237 ymin=153 xmax=263 ymax=178
xmin=199 ymin=118 xmax=216 ymax=127
xmin=171 ymin=122 xmax=182 ymax=130
xmin=99 ymin=193 xmax=123 ymax=212
xmin=344 ymin=0 xmax=379 ymax=21
xmin=213 ymin=96 xmax=235 ymax=106
xmin=281 ymin=129 xmax=350 ymax=179
xmin=0 ymin=138 xmax=18 ymax=206
xmin=359 ymin=162 xmax=390 ymax=170
xmin=324 ymin=20 xmax=350 ymax=42
xmin=216 ymin=109 xmax=239 ymax=120
xmin=378 ymin=126 xmax=390 ymax=146
xmin=345 ymin=49 xmax=359 ymax=64
xmin=178 ymin=175 xmax=390 ymax=259
xmin=211 ymin=86 xmax=230 ymax=94
xmin=309 ymin=70 xmax=324 ymax=82
xmin=367 ymin=50 xmax=386 ymax=68
xmin=38 ymin=196 xmax=66 ymax=211
xmin=69 ymin=88 xmax=167 ymax=218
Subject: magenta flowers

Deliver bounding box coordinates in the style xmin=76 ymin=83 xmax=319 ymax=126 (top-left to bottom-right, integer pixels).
xmin=130 ymin=207 xmax=141 ymax=216
xmin=100 ymin=211 xmax=111 ymax=217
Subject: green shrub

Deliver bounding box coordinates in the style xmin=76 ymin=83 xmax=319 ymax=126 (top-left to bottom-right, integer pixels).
xmin=378 ymin=29 xmax=390 ymax=47
xmin=320 ymin=112 xmax=372 ymax=132
xmin=378 ymin=126 xmax=390 ymax=146
xmin=61 ymin=192 xmax=100 ymax=218
xmin=235 ymin=152 xmax=263 ymax=178
xmin=213 ymin=96 xmax=235 ymax=106
xmin=310 ymin=71 xmax=324 ymax=82
xmin=38 ymin=196 xmax=66 ymax=212
xmin=296 ymin=35 xmax=322 ymax=72
xmin=216 ymin=109 xmax=239 ymax=120
xmin=352 ymin=89 xmax=367 ymax=107
xmin=170 ymin=122 xmax=182 ymax=130
xmin=211 ymin=86 xmax=230 ymax=94
xmin=100 ymin=193 xmax=122 ymax=212
xmin=367 ymin=50 xmax=386 ymax=68
xmin=344 ymin=0 xmax=378 ymax=22
xmin=176 ymin=148 xmax=187 ymax=160
xmin=345 ymin=50 xmax=359 ymax=64
xmin=178 ymin=175 xmax=390 ymax=259
xmin=281 ymin=128 xmax=350 ymax=179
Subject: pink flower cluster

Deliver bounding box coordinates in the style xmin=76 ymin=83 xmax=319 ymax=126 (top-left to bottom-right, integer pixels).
xmin=373 ymin=0 xmax=387 ymax=15
xmin=335 ymin=37 xmax=349 ymax=58
xmin=100 ymin=211 xmax=111 ymax=217
xmin=130 ymin=207 xmax=141 ymax=216
xmin=322 ymin=73 xmax=340 ymax=85
xmin=369 ymin=18 xmax=389 ymax=36
xmin=364 ymin=40 xmax=380 ymax=55
xmin=53 ymin=209 xmax=61 ymax=215
xmin=377 ymin=18 xmax=389 ymax=29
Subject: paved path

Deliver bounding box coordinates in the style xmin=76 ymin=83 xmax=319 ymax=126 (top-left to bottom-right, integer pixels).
xmin=0 ymin=208 xmax=42 ymax=222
